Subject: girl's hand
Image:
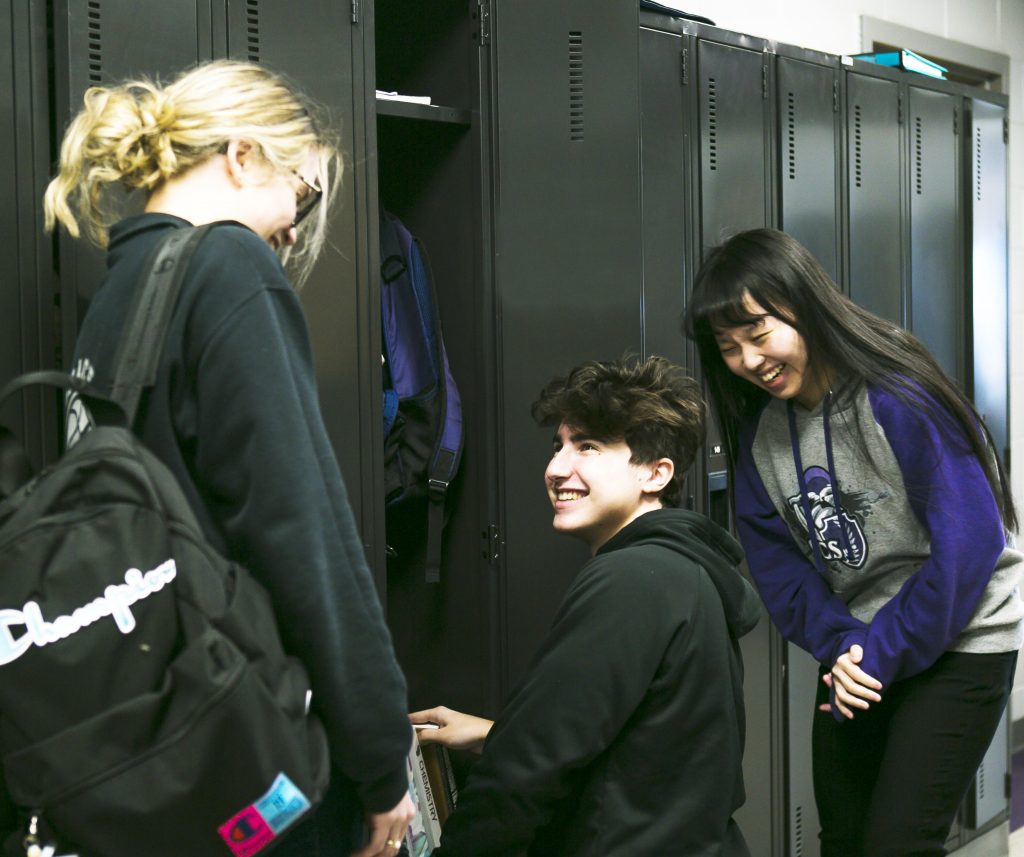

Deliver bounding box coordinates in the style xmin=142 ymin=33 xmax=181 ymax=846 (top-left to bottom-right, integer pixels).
xmin=823 ymin=644 xmax=883 ymax=719
xmin=409 ymin=706 xmax=493 ymax=753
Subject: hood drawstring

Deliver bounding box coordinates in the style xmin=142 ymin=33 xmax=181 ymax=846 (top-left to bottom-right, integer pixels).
xmin=787 ymin=392 xmax=853 ymax=572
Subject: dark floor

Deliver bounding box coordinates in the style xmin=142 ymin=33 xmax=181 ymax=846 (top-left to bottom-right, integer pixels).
xmin=1013 ymin=748 xmax=1024 ymax=830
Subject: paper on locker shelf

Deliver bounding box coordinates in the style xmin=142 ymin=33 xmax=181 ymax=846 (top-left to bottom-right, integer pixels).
xmin=376 ymin=90 xmax=432 ymax=105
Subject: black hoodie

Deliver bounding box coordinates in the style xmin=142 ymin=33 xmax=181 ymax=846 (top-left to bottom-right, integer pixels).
xmin=67 ymin=215 xmax=411 ymax=815
xmin=437 ymin=508 xmax=760 ymax=857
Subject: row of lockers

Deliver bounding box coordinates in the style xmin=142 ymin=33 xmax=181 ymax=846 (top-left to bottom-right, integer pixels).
xmin=0 ymin=2 xmax=1011 ymax=854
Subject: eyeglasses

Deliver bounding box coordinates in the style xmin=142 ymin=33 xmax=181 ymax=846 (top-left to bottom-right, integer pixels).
xmin=292 ymin=173 xmax=323 ymax=228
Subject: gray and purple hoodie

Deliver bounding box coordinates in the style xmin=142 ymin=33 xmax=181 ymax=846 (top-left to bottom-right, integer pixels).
xmin=735 ymin=380 xmax=1023 ymax=701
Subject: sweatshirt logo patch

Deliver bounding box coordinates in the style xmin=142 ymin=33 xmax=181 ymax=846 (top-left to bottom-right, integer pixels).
xmin=788 ymin=466 xmax=867 ymax=569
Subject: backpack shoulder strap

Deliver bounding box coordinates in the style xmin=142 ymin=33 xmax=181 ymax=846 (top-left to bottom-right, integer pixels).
xmin=406 ymin=233 xmax=463 ymax=583
xmin=111 ymin=224 xmax=213 ymax=423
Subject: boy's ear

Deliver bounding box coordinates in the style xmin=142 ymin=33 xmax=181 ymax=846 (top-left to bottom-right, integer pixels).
xmin=640 ymin=457 xmax=674 ymax=496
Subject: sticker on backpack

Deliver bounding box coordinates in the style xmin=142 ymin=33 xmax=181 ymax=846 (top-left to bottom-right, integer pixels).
xmin=217 ymin=773 xmax=312 ymax=857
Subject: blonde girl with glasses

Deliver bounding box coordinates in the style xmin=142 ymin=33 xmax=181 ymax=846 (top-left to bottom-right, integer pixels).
xmin=39 ymin=60 xmax=414 ymax=857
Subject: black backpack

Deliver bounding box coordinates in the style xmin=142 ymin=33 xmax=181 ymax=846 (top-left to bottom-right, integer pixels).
xmin=379 ymin=211 xmax=463 ymax=582
xmin=0 ymin=227 xmax=329 ymax=857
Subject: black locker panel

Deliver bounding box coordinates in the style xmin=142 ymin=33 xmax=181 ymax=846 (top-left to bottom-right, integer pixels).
xmin=1 ymin=0 xmax=59 ymax=468
xmin=846 ymin=72 xmax=903 ymax=323
xmin=53 ymin=0 xmax=215 ymax=374
xmin=639 ymin=26 xmax=690 ymax=369
xmin=694 ymin=36 xmax=779 ymax=857
xmin=969 ymin=99 xmax=1008 ymax=467
xmin=697 ymin=39 xmax=769 ymax=253
xmin=908 ymin=87 xmax=961 ymax=383
xmin=695 ymin=36 xmax=770 ymax=518
xmin=491 ymin=0 xmax=642 ymax=691
xmin=776 ymin=56 xmax=840 ymax=281
xmin=224 ymin=0 xmax=381 ymax=563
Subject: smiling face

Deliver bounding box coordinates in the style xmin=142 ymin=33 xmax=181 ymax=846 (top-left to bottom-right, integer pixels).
xmin=544 ymin=423 xmax=670 ymax=553
xmin=713 ymin=296 xmax=828 ymax=409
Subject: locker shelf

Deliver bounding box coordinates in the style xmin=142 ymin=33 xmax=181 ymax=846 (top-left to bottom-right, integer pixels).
xmin=375 ymin=99 xmax=472 ymax=126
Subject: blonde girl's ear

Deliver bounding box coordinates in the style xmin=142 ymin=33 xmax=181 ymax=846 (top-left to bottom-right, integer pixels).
xmin=223 ymin=139 xmax=262 ymax=184
xmin=640 ymin=458 xmax=674 ymax=497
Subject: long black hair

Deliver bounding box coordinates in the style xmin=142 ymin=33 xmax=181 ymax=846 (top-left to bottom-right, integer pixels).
xmin=683 ymin=228 xmax=1016 ymax=531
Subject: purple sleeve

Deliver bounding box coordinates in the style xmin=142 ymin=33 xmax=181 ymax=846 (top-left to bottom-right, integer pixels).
xmin=861 ymin=386 xmax=1004 ymax=686
xmin=734 ymin=421 xmax=869 ymax=667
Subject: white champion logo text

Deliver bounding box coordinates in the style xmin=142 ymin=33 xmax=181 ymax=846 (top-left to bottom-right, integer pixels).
xmin=0 ymin=560 xmax=177 ymax=667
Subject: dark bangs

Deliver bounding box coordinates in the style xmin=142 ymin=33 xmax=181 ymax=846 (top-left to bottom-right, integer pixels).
xmin=685 ymin=243 xmax=797 ymax=344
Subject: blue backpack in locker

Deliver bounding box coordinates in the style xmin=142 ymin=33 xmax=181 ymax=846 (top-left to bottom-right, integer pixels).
xmin=379 ymin=210 xmax=463 ymax=583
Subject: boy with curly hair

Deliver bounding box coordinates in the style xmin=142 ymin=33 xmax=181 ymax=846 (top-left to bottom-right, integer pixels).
xmin=412 ymin=356 xmax=758 ymax=857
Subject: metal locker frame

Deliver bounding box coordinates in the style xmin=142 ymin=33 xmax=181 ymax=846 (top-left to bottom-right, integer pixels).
xmin=487 ymin=0 xmax=644 ymax=697
xmin=966 ymin=97 xmax=1009 ymax=471
xmin=638 ymin=23 xmax=699 ymax=513
xmin=371 ymin=0 xmax=501 ymax=718
xmin=696 ymin=36 xmax=773 ymax=252
xmin=637 ymin=15 xmax=788 ymax=856
xmin=638 ymin=25 xmax=693 ymax=373
xmin=960 ymin=94 xmax=1012 ymax=848
xmin=772 ymin=47 xmax=844 ymax=857
xmin=908 ymin=85 xmax=963 ymax=385
xmin=969 ymin=708 xmax=1011 ymax=832
xmin=774 ymin=49 xmax=842 ymax=283
xmin=844 ymin=63 xmax=906 ymax=323
xmin=1 ymin=0 xmax=59 ymax=470
xmin=696 ymin=27 xmax=784 ymax=857
xmin=693 ymin=27 xmax=776 ymax=535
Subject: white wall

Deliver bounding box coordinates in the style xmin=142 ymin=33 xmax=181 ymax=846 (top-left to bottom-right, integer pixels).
xmin=659 ymin=0 xmax=1024 ymax=728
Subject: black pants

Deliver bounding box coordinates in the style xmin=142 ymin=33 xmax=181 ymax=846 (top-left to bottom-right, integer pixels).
xmin=812 ymin=650 xmax=1017 ymax=857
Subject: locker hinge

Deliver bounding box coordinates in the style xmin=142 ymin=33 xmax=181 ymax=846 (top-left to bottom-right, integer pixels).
xmin=898 ymin=92 xmax=904 ymax=125
xmin=832 ymin=80 xmax=839 ymax=112
xmin=483 ymin=525 xmax=502 ymax=564
xmin=475 ymin=0 xmax=491 ymax=46
xmin=762 ymin=64 xmax=768 ymax=99
xmin=681 ymin=47 xmax=688 ymax=84
xmin=351 ymin=0 xmax=359 ymax=24
xmin=1005 ymin=116 xmax=1010 ymax=144
xmin=953 ymin=107 xmax=959 ymax=136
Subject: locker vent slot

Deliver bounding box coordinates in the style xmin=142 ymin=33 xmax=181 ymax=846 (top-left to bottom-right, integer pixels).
xmin=569 ymin=31 xmax=584 ymax=142
xmin=975 ymin=128 xmax=983 ymax=201
xmin=915 ymin=116 xmax=923 ymax=195
xmin=246 ymin=0 xmax=261 ymax=63
xmin=708 ymin=77 xmax=718 ymax=170
xmin=854 ymin=104 xmax=863 ymax=188
xmin=87 ymin=1 xmax=102 ymax=84
xmin=979 ymin=761 xmax=986 ymax=800
xmin=794 ymin=804 xmax=803 ymax=856
xmin=787 ymin=92 xmax=797 ymax=180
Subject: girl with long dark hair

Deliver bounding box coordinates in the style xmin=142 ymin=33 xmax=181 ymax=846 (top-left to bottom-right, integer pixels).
xmin=686 ymin=228 xmax=1022 ymax=856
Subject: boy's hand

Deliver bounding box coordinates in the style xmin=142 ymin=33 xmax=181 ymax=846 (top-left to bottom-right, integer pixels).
xmin=410 ymin=706 xmax=493 ymax=753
